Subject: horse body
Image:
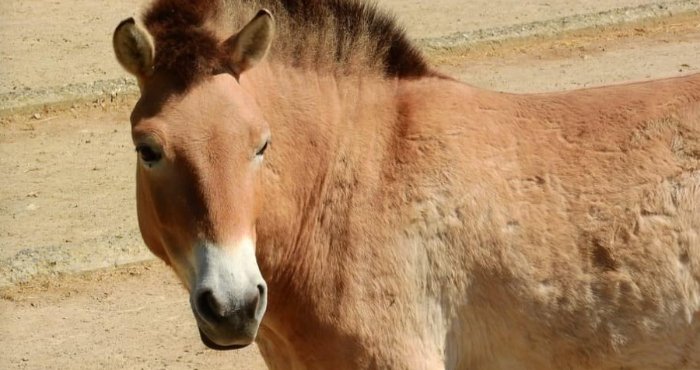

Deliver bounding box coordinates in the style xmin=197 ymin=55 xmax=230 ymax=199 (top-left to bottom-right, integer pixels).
xmin=112 ymin=0 xmax=700 ymax=368
xmin=248 ymin=64 xmax=700 ymax=369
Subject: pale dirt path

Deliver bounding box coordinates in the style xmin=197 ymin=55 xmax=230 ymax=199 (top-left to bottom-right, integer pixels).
xmin=0 ymin=107 xmax=148 ymax=285
xmin=0 ymin=262 xmax=268 ymax=370
xmin=0 ymin=0 xmax=681 ymax=94
xmin=1 ymin=12 xmax=699 ymax=369
xmin=434 ymin=12 xmax=700 ymax=91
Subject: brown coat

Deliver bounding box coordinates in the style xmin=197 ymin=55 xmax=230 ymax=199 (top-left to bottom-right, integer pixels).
xmin=113 ymin=0 xmax=700 ymax=368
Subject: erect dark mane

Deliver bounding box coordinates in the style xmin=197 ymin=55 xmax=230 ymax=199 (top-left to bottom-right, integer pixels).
xmin=143 ymin=0 xmax=431 ymax=88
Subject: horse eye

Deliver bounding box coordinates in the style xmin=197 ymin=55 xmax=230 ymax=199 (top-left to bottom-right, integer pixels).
xmin=256 ymin=140 xmax=270 ymax=157
xmin=136 ymin=145 xmax=162 ymax=163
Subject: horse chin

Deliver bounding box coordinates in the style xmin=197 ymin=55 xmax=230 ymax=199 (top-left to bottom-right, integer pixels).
xmin=198 ymin=328 xmax=251 ymax=351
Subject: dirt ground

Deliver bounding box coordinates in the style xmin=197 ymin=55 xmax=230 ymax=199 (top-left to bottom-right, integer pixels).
xmin=0 ymin=262 xmax=268 ymax=369
xmin=1 ymin=3 xmax=700 ymax=370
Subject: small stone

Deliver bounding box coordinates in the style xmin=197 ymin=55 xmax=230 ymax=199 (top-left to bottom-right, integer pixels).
xmin=32 ymin=113 xmax=41 ymax=120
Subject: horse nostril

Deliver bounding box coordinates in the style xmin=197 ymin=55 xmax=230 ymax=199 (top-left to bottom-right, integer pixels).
xmin=196 ymin=290 xmax=224 ymax=323
xmin=252 ymin=283 xmax=267 ymax=318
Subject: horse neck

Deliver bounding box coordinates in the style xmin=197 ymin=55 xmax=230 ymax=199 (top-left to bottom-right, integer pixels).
xmin=244 ymin=62 xmax=402 ymax=300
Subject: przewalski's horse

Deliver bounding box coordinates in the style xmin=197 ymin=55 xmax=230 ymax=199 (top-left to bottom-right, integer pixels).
xmin=113 ymin=0 xmax=700 ymax=368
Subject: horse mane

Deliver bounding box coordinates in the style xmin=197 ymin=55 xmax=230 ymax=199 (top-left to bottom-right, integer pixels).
xmin=143 ymin=0 xmax=431 ymax=88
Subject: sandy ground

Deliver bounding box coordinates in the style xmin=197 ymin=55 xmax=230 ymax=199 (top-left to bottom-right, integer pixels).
xmin=0 ymin=0 xmax=685 ymax=94
xmin=0 ymin=106 xmax=147 ymax=286
xmin=0 ymin=262 xmax=268 ymax=370
xmin=1 ymin=2 xmax=700 ymax=370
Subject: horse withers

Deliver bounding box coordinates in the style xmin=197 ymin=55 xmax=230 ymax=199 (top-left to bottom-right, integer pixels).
xmin=113 ymin=0 xmax=700 ymax=368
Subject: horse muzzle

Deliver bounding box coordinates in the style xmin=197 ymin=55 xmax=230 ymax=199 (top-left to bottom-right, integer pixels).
xmin=190 ymin=240 xmax=267 ymax=350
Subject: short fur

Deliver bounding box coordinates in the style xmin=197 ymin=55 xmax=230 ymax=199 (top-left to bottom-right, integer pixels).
xmin=116 ymin=0 xmax=700 ymax=369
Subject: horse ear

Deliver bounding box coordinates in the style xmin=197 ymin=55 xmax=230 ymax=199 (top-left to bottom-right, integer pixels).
xmin=222 ymin=9 xmax=275 ymax=76
xmin=113 ymin=18 xmax=155 ymax=82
